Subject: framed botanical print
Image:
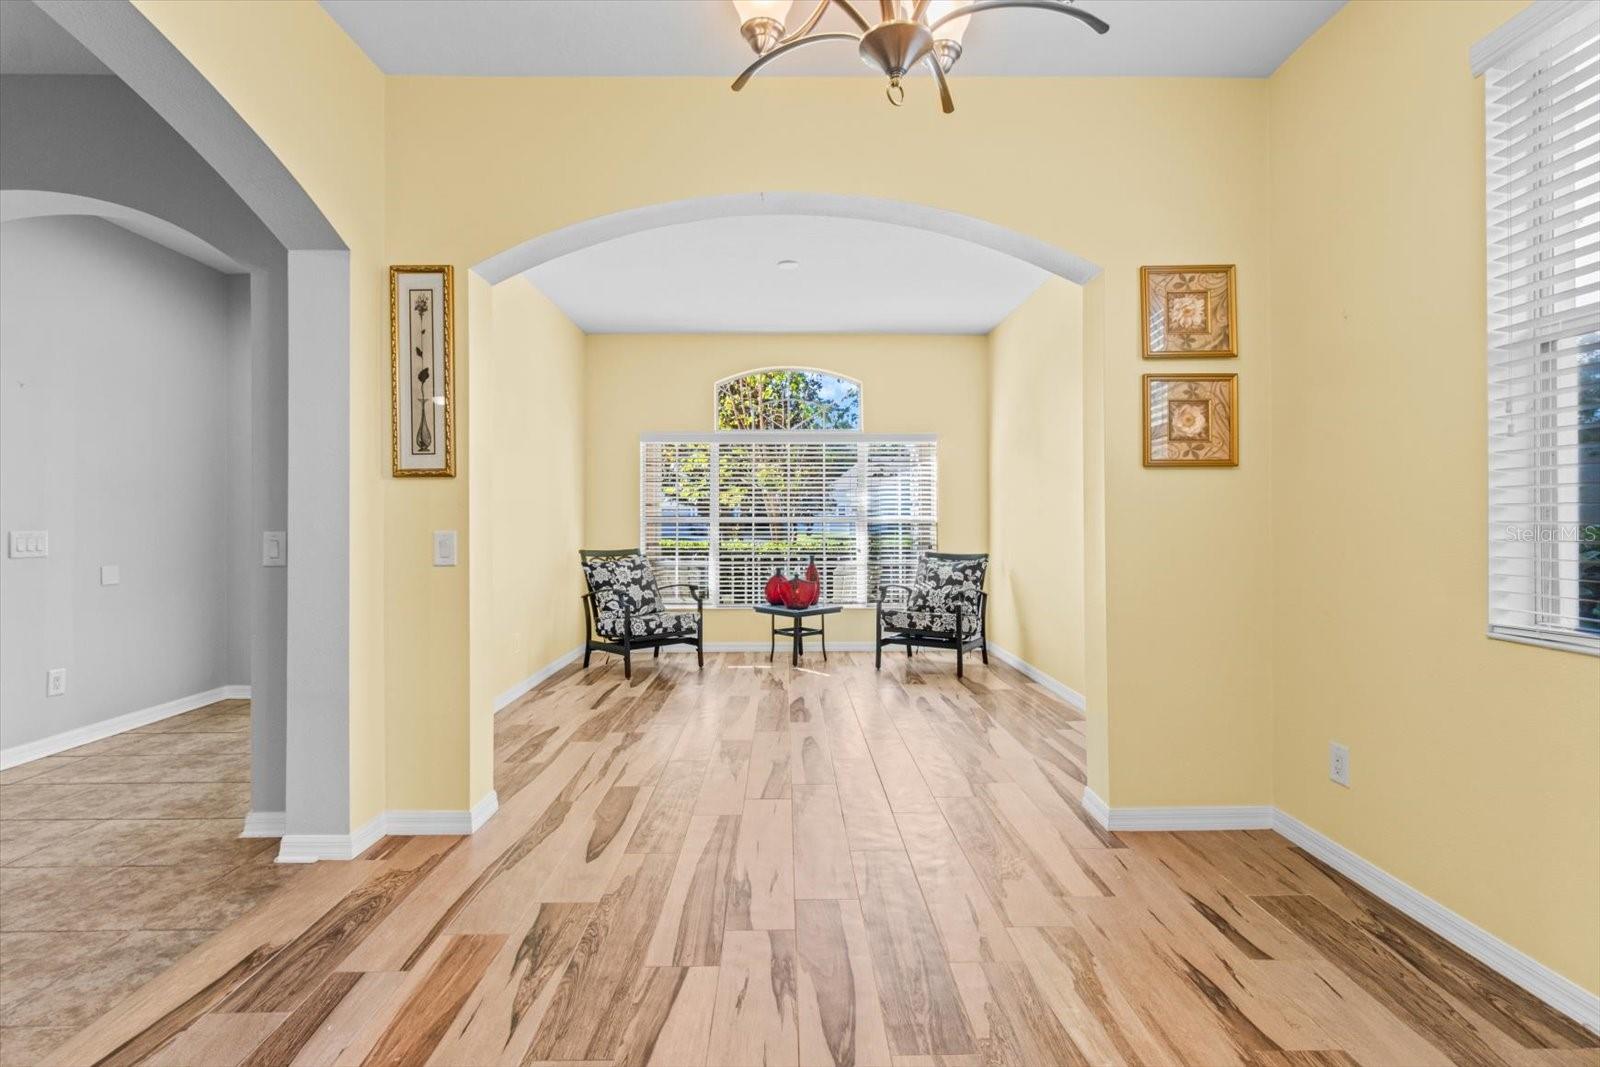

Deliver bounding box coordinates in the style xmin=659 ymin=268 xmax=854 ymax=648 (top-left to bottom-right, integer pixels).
xmin=1143 ymin=373 xmax=1238 ymax=467
xmin=390 ymin=265 xmax=455 ymax=477
xmin=1141 ymin=265 xmax=1237 ymax=357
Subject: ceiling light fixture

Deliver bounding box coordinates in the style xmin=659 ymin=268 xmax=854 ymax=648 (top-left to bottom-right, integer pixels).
xmin=730 ymin=0 xmax=1109 ymax=113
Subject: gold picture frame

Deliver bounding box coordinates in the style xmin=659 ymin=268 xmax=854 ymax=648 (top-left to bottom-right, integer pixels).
xmin=1143 ymin=373 xmax=1238 ymax=468
xmin=1141 ymin=264 xmax=1238 ymax=358
xmin=389 ymin=265 xmax=455 ymax=477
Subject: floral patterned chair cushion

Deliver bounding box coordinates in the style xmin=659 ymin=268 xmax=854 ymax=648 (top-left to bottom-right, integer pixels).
xmin=906 ymin=555 xmax=987 ymax=617
xmin=881 ymin=607 xmax=981 ymax=636
xmin=596 ymin=610 xmax=701 ymax=640
xmin=582 ymin=553 xmax=662 ymax=630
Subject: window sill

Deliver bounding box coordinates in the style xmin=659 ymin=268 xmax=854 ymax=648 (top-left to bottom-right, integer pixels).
xmin=1486 ymin=628 xmax=1600 ymax=658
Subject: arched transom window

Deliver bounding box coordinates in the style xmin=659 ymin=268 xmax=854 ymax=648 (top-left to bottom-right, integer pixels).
xmin=714 ymin=368 xmax=862 ymax=431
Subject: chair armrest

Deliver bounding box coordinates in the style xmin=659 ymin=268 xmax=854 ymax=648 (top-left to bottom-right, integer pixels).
xmin=657 ymin=583 xmax=704 ymax=604
xmin=874 ymin=583 xmax=914 ymax=606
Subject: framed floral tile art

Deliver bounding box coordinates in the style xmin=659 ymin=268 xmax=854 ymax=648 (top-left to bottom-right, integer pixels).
xmin=1141 ymin=264 xmax=1237 ymax=357
xmin=390 ymin=265 xmax=455 ymax=477
xmin=1143 ymin=373 xmax=1238 ymax=467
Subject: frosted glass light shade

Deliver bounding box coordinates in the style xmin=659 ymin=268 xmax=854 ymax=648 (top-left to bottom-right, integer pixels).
xmin=926 ymin=0 xmax=971 ymax=43
xmin=732 ymin=0 xmax=794 ymax=25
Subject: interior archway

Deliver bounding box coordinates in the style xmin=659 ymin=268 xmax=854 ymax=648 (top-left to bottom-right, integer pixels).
xmin=474 ymin=191 xmax=1102 ymax=286
xmin=467 ymin=193 xmax=1106 ymax=817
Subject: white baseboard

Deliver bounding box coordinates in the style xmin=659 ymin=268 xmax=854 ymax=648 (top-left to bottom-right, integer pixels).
xmin=1 ymin=684 xmax=251 ymax=770
xmin=1080 ymin=789 xmax=1273 ymax=831
xmin=239 ymin=810 xmax=286 ymax=838
xmin=495 ymin=648 xmax=583 ymax=712
xmin=277 ymin=812 xmax=386 ymax=864
xmin=986 ymin=645 xmax=1086 ymax=711
xmin=387 ymin=790 xmax=500 ymax=835
xmin=694 ymin=642 xmax=876 ymax=653
xmin=275 ymin=791 xmax=500 ymax=863
xmin=1081 ymin=787 xmax=1111 ymax=829
xmin=1077 ymin=792 xmax=1599 ymax=1032
xmin=1273 ymin=809 xmax=1600 ymax=1034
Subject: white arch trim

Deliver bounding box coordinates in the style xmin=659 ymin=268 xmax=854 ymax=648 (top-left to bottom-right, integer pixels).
xmin=475 ymin=192 xmax=1100 ymax=286
xmin=1 ymin=190 xmax=248 ymax=275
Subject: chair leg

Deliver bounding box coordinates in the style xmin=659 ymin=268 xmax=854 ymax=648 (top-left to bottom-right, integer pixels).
xmin=875 ymin=639 xmax=882 ymax=670
xmin=653 ymin=645 xmax=660 ymax=659
xmin=956 ymin=642 xmax=964 ymax=679
xmin=583 ymin=643 xmax=592 ymax=668
xmin=624 ymin=648 xmax=632 ymax=680
xmin=696 ymin=639 xmax=704 ymax=669
xmin=981 ymin=639 xmax=988 ymax=665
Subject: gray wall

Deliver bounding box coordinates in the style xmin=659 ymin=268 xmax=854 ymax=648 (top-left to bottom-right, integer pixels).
xmin=1 ymin=74 xmax=288 ymax=814
xmin=0 ymin=216 xmax=250 ymax=742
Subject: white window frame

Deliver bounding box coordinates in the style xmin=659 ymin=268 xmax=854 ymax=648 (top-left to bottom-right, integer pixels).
xmin=1476 ymin=0 xmax=1600 ymax=656
xmin=640 ymin=431 xmax=938 ymax=609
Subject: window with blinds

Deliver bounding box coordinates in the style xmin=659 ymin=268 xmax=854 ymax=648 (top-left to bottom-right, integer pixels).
xmin=640 ymin=433 xmax=937 ymax=608
xmin=1481 ymin=4 xmax=1600 ymax=654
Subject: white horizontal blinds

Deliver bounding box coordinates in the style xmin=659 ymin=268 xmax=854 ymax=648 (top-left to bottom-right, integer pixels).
xmin=640 ymin=441 xmax=712 ymax=606
xmin=864 ymin=439 xmax=938 ymax=595
xmin=640 ymin=434 xmax=937 ymax=608
xmin=1485 ymin=6 xmax=1600 ymax=652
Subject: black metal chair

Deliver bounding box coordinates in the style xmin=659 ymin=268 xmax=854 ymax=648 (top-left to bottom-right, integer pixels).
xmin=579 ymin=549 xmax=704 ymax=680
xmin=874 ymin=551 xmax=988 ymax=679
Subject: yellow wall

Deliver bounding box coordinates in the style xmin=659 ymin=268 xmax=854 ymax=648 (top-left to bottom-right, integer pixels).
xmin=485 ymin=278 xmax=586 ymax=695
xmin=583 ymin=334 xmax=989 ymax=645
xmin=131 ymin=0 xmax=392 ymax=827
xmin=987 ymin=278 xmax=1086 ymax=694
xmin=1268 ymin=0 xmax=1600 ymax=994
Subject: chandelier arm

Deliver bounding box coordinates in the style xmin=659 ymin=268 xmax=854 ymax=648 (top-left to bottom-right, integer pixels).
xmin=911 ymin=0 xmax=931 ymax=20
xmin=925 ymin=52 xmax=955 ymax=113
xmin=879 ymin=0 xmax=896 ymax=19
xmin=829 ymin=0 xmax=873 ymax=32
xmin=778 ymin=0 xmax=834 ymax=44
xmin=731 ymin=32 xmax=862 ymax=90
xmin=930 ymin=0 xmax=1110 ymax=36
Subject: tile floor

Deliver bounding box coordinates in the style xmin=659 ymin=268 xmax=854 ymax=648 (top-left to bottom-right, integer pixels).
xmin=0 ymin=699 xmax=303 ymax=1065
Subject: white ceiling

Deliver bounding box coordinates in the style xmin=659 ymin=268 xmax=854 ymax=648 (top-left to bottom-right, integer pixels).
xmin=0 ymin=1 xmax=110 ymax=75
xmin=526 ymin=214 xmax=1049 ymax=334
xmin=321 ymin=0 xmax=1343 ymax=78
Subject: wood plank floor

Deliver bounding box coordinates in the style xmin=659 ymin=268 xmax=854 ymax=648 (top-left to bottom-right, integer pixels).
xmin=8 ymin=654 xmax=1597 ymax=1066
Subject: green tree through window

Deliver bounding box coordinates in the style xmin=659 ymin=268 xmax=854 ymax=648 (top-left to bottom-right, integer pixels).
xmin=715 ymin=369 xmax=861 ymax=430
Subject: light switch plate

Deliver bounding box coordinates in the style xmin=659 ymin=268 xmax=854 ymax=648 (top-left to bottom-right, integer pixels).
xmin=46 ymin=668 xmax=66 ymax=697
xmin=262 ymin=531 xmax=287 ymax=567
xmin=9 ymin=530 xmax=49 ymax=558
xmin=433 ymin=530 xmax=458 ymax=567
xmin=101 ymin=565 xmax=120 ymax=586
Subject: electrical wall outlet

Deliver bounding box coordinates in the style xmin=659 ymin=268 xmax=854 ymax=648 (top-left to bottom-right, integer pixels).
xmin=1329 ymin=742 xmax=1350 ymax=788
xmin=100 ymin=564 xmax=120 ymax=586
xmin=46 ymin=668 xmax=66 ymax=697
